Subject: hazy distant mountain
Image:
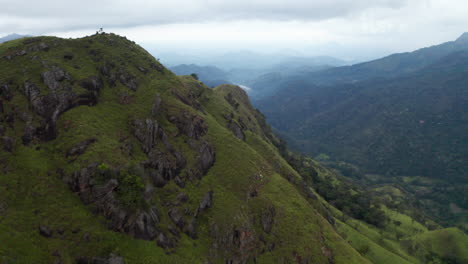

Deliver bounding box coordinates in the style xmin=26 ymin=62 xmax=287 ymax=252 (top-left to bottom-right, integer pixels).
xmin=169 ymin=54 xmax=343 ymax=92
xmin=207 ymin=52 xmax=348 ymax=70
xmin=159 ymin=49 xmax=347 ymax=70
xmin=257 ymin=33 xmax=468 ymax=180
xmin=302 ymin=32 xmax=468 ymax=85
xmin=0 ymin=33 xmax=30 ymax=43
xmin=246 ymin=32 xmax=468 ymax=100
xmin=256 ymin=40 xmax=468 ymax=227
xmin=169 ymin=64 xmax=232 ymax=87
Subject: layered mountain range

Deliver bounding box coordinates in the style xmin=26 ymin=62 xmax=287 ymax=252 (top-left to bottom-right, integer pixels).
xmin=255 ymin=33 xmax=468 ymax=228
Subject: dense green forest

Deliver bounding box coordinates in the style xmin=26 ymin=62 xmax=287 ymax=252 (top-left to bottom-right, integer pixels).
xmin=255 ymin=34 xmax=468 ymax=229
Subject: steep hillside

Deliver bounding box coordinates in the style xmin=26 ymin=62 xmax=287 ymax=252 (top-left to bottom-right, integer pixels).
xmin=1 ymin=33 xmax=466 ymax=264
xmin=0 ymin=33 xmax=373 ymax=264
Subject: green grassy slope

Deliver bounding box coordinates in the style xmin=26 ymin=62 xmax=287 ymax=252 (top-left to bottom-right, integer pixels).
xmin=0 ymin=34 xmax=371 ymax=263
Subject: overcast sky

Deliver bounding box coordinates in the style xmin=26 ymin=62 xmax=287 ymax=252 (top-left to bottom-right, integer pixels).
xmin=1 ymin=0 xmax=467 ymax=61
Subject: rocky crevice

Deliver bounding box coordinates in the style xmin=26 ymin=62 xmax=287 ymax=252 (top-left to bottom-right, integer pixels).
xmin=20 ymin=65 xmax=105 ymax=143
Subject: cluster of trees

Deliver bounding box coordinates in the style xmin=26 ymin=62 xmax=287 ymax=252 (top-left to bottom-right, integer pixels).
xmin=266 ymin=113 xmax=388 ymax=227
xmin=318 ymin=178 xmax=386 ymax=227
xmin=285 ymin=153 xmax=388 ymax=228
xmin=97 ymin=163 xmax=147 ymax=210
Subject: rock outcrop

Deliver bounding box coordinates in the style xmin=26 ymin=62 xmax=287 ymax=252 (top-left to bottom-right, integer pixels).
xmin=132 ymin=119 xmax=160 ymax=154
xmin=196 ymin=141 xmax=216 ymax=176
xmin=66 ymin=138 xmax=97 ymax=157
xmin=21 ymin=66 xmax=85 ymax=141
xmin=168 ymin=208 xmax=185 ymax=229
xmin=261 ymin=207 xmax=276 ymax=233
xmin=39 ymin=225 xmax=53 ymax=238
xmin=198 ymin=191 xmax=213 ymax=213
xmin=78 ymin=76 xmax=103 ymax=106
xmin=118 ymin=70 xmax=138 ymax=91
xmin=2 ymin=136 xmax=14 ymax=152
xmin=228 ymin=121 xmax=245 ymax=141
xmin=67 ymin=164 xmax=160 ymax=241
xmin=0 ymin=84 xmax=13 ymax=101
xmin=169 ymin=112 xmax=207 ymax=140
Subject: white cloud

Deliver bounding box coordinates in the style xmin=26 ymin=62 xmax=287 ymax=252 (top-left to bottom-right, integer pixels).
xmin=0 ymin=0 xmax=467 ymax=60
xmin=0 ymin=0 xmax=410 ymax=33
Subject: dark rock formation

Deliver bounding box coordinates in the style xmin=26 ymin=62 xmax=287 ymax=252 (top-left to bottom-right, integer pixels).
xmin=39 ymin=225 xmax=52 ymax=237
xmin=118 ymin=71 xmax=137 ymax=91
xmin=150 ymin=170 xmax=167 ymax=188
xmin=67 ymin=164 xmax=159 ymax=241
xmin=108 ymin=254 xmax=125 ymax=264
xmin=132 ymin=119 xmax=160 ymax=154
xmin=186 ymin=218 xmax=197 ymax=239
xmin=196 ymin=141 xmax=216 ymax=176
xmin=225 ymin=93 xmax=239 ymax=109
xmin=3 ymin=49 xmax=27 ymax=60
xmin=213 ymin=227 xmax=258 ymax=264
xmin=151 ymin=96 xmax=162 ymax=116
xmin=120 ymin=142 xmax=133 ymax=156
xmin=23 ymin=81 xmax=40 ymax=106
xmin=261 ymin=207 xmax=276 ymax=233
xmin=2 ymin=136 xmax=14 ymax=152
xmin=176 ymin=192 xmax=189 ymax=203
xmin=4 ymin=112 xmax=14 ymax=127
xmin=21 ymin=66 xmax=79 ymax=141
xmin=41 ymin=66 xmax=70 ymax=89
xmin=28 ymin=42 xmax=49 ymax=52
xmin=0 ymin=84 xmax=13 ymax=101
xmin=146 ymin=151 xmax=179 ymax=182
xmin=22 ymin=124 xmax=36 ymax=145
xmin=137 ymin=66 xmax=147 ymax=74
xmin=174 ymin=175 xmax=185 ymax=188
xmin=63 ymin=53 xmax=74 ymax=60
xmin=228 ymin=121 xmax=245 ymax=141
xmin=173 ymin=151 xmax=187 ymax=170
xmin=20 ymin=70 xmax=103 ymax=143
xmin=198 ymin=191 xmax=213 ymax=213
xmin=156 ymin=233 xmax=175 ymax=249
xmin=80 ymin=76 xmax=103 ymax=92
xmin=169 ymin=112 xmax=207 ymax=139
xmin=173 ymin=91 xmax=203 ymax=112
xmin=99 ymin=62 xmax=117 ymax=87
xmin=168 ymin=208 xmax=185 ymax=229
xmin=168 ymin=225 xmax=180 ymax=237
xmin=66 ymin=138 xmax=97 ymax=157
xmin=150 ymin=62 xmax=164 ymax=73
xmin=132 ymin=118 xmax=188 ymax=187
